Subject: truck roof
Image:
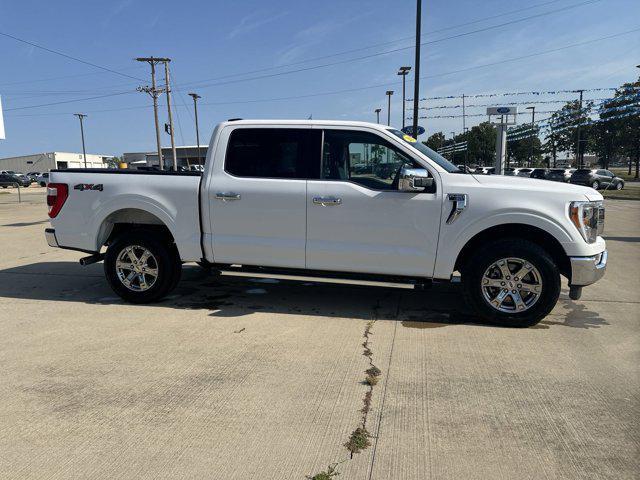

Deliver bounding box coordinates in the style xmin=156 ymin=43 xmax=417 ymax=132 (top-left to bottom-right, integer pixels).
xmin=218 ymin=119 xmax=395 ymax=131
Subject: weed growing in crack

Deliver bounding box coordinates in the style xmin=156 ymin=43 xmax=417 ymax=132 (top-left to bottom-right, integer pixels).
xmin=344 ymin=427 xmax=372 ymax=455
xmin=366 ymin=366 xmax=381 ymax=377
xmin=306 ymin=462 xmax=343 ymax=480
xmin=365 ymin=375 xmax=379 ymax=386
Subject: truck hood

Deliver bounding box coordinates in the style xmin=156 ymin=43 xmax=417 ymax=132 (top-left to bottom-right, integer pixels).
xmin=473 ymin=174 xmax=602 ymax=201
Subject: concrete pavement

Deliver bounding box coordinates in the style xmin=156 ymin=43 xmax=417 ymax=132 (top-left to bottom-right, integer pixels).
xmin=0 ymin=198 xmax=638 ymax=479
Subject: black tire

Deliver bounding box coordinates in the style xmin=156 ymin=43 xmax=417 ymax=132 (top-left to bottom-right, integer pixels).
xmin=104 ymin=230 xmax=181 ymax=303
xmin=40 ymin=182 xmax=46 ymax=187
xmin=591 ymin=180 xmax=600 ymax=190
xmin=461 ymin=238 xmax=560 ymax=327
xmin=615 ymin=181 xmax=623 ymax=190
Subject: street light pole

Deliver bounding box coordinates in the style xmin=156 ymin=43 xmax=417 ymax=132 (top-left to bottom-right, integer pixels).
xmin=74 ymin=113 xmax=88 ymax=168
xmin=375 ymin=108 xmax=381 ymax=124
xmin=526 ymin=106 xmax=535 ymax=167
xmin=450 ymin=131 xmax=456 ymax=164
xmin=412 ymin=0 xmax=422 ymax=138
xmin=397 ymin=66 xmax=411 ymax=129
xmin=386 ymin=90 xmax=394 ymax=126
xmin=575 ymin=89 xmax=584 ymax=168
xmin=188 ymin=93 xmax=202 ymax=166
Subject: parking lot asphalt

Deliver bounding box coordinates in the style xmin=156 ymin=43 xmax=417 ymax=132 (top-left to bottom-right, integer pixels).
xmin=0 ymin=197 xmax=638 ymax=479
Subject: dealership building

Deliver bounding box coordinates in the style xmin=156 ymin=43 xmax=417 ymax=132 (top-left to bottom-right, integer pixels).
xmin=0 ymin=151 xmax=113 ymax=173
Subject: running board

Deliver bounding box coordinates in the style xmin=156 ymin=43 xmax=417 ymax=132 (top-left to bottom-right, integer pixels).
xmin=212 ymin=264 xmax=432 ymax=290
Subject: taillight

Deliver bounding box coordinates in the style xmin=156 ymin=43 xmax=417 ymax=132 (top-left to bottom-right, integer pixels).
xmin=47 ymin=183 xmax=68 ymax=218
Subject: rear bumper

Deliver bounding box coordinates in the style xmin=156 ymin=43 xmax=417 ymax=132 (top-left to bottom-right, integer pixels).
xmin=569 ymin=250 xmax=607 ymax=286
xmin=45 ymin=228 xmax=59 ymax=248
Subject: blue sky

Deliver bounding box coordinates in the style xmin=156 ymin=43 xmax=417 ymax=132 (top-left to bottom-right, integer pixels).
xmin=1 ymin=0 xmax=638 ymax=157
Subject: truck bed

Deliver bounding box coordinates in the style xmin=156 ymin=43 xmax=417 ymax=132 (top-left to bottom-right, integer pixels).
xmin=48 ymin=169 xmax=203 ymax=261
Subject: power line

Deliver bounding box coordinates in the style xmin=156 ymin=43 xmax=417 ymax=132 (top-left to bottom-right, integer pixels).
xmin=178 ymin=0 xmax=604 ymax=91
xmin=4 ymin=91 xmax=134 ymax=112
xmin=4 ymin=28 xmax=637 ymax=116
xmin=172 ymin=0 xmax=569 ymax=87
xmin=0 ymin=31 xmax=145 ymax=82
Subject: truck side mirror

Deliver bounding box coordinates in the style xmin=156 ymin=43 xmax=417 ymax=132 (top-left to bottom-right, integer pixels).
xmin=398 ymin=166 xmax=433 ymax=192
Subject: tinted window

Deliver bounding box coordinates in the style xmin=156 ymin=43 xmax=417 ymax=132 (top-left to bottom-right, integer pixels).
xmin=322 ymin=130 xmax=426 ymax=191
xmin=226 ymin=128 xmax=319 ymax=179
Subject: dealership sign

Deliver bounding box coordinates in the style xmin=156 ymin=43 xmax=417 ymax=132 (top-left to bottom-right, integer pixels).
xmin=486 ymin=106 xmax=518 ymax=116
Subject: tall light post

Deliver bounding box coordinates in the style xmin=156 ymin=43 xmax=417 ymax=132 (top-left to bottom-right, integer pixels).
xmin=375 ymin=108 xmax=381 ymax=124
xmin=412 ymin=0 xmax=422 ymax=139
xmin=188 ymin=93 xmax=202 ymax=166
xmin=74 ymin=113 xmax=88 ymax=168
xmin=526 ymin=106 xmax=535 ymax=167
xmin=397 ymin=66 xmax=411 ymax=129
xmin=385 ymin=90 xmax=394 ymax=126
xmin=450 ymin=131 xmax=456 ymax=164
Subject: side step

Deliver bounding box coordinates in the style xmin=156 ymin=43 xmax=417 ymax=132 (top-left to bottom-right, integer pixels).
xmin=212 ymin=264 xmax=432 ymax=290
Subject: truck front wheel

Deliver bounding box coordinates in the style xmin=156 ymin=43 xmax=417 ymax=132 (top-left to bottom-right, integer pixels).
xmin=104 ymin=230 xmax=181 ymax=303
xmin=461 ymin=239 xmax=560 ymax=327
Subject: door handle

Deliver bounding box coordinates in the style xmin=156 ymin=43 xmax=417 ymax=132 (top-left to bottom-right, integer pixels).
xmin=313 ymin=196 xmax=342 ymax=206
xmin=215 ymin=192 xmax=241 ymax=201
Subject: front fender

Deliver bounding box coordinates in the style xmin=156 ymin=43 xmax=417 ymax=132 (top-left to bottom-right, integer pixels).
xmin=433 ymin=209 xmax=574 ymax=279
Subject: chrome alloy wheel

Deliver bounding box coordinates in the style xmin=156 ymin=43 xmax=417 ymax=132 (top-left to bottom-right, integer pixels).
xmin=481 ymin=257 xmax=542 ymax=313
xmin=115 ymin=245 xmax=159 ymax=292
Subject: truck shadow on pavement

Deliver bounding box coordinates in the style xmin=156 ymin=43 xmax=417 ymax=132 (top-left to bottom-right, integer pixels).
xmin=0 ymin=261 xmax=606 ymax=329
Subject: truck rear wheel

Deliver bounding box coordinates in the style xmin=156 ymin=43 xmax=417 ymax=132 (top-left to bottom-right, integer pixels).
xmin=461 ymin=239 xmax=560 ymax=327
xmin=104 ymin=230 xmax=181 ymax=303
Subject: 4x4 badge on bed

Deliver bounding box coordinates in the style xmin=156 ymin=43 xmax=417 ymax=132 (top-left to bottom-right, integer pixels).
xmin=74 ymin=183 xmax=103 ymax=191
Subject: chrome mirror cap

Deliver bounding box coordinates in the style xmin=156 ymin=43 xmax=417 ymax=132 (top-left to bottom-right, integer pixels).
xmin=398 ymin=166 xmax=432 ymax=191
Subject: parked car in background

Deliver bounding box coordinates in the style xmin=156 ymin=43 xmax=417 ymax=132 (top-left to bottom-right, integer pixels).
xmin=570 ymin=168 xmax=625 ymax=190
xmin=36 ymin=172 xmax=50 ymax=187
xmin=547 ymin=168 xmax=575 ymax=182
xmin=516 ymin=168 xmax=533 ymax=177
xmin=474 ymin=166 xmax=495 ymax=175
xmin=26 ymin=172 xmax=41 ymax=182
xmin=456 ymin=164 xmax=474 ymax=173
xmin=530 ymin=168 xmax=549 ymax=179
xmin=0 ymin=173 xmax=31 ymax=188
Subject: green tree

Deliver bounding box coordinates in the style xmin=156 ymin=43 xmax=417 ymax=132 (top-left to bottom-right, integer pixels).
xmin=546 ymin=99 xmax=594 ymax=164
xmin=466 ymin=122 xmax=496 ymax=166
xmin=424 ymin=132 xmax=445 ymax=152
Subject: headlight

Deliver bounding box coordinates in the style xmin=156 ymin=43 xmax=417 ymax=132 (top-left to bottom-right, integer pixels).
xmin=569 ymin=201 xmax=604 ymax=243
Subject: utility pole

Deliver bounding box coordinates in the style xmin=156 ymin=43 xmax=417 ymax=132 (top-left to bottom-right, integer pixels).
xmin=136 ymin=56 xmax=168 ymax=170
xmin=412 ymin=0 xmax=422 ymax=138
xmin=397 ymin=66 xmax=411 ymax=129
xmin=163 ymin=60 xmax=178 ymax=171
xmin=74 ymin=113 xmax=88 ymax=168
xmin=462 ymin=94 xmax=467 ymax=170
xmin=575 ymin=89 xmax=584 ymax=168
xmin=386 ymin=90 xmax=394 ymax=126
xmin=188 ymin=93 xmax=202 ymax=166
xmin=375 ymin=108 xmax=381 ymax=124
xmin=526 ymin=106 xmax=535 ymax=167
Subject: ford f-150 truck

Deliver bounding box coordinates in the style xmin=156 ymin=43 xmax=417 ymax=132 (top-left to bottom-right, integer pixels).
xmin=45 ymin=120 xmax=607 ymax=327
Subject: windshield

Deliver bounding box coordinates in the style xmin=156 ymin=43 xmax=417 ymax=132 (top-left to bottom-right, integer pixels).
xmin=387 ymin=129 xmax=460 ymax=173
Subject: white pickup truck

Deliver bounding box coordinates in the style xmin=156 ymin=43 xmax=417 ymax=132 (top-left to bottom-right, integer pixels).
xmin=45 ymin=120 xmax=607 ymax=327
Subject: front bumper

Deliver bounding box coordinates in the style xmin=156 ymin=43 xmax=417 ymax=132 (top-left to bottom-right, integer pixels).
xmin=45 ymin=228 xmax=59 ymax=248
xmin=569 ymin=250 xmax=607 ymax=286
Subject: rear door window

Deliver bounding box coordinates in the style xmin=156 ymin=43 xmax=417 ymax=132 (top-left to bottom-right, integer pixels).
xmin=225 ymin=128 xmax=320 ymax=179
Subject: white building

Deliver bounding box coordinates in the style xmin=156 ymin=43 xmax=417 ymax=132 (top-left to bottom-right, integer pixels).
xmin=0 ymin=152 xmax=113 ymax=173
